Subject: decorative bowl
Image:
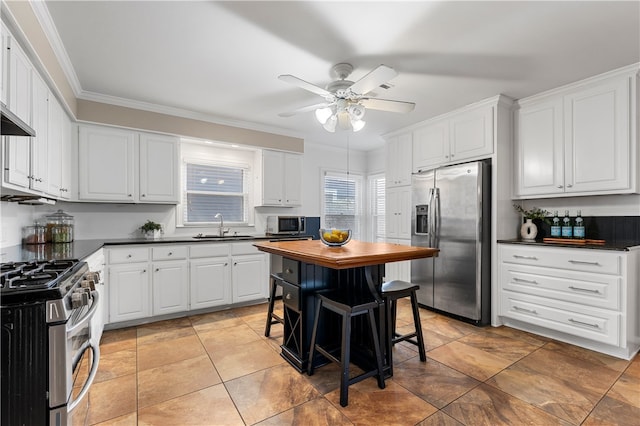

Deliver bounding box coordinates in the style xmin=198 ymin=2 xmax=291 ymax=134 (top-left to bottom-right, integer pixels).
xmin=319 ymin=228 xmax=352 ymax=247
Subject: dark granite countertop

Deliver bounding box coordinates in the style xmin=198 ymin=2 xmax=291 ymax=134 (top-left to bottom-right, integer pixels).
xmin=1 ymin=234 xmax=313 ymax=263
xmin=498 ymin=238 xmax=640 ymax=251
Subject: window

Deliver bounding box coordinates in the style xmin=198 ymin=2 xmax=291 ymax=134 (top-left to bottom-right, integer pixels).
xmin=179 ymin=141 xmax=254 ymax=226
xmin=368 ymin=173 xmax=386 ymax=242
xmin=322 ymin=170 xmax=363 ymax=239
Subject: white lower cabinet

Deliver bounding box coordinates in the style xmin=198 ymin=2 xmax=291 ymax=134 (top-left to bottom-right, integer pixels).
xmin=108 ymin=262 xmax=151 ymax=323
xmin=498 ymin=243 xmax=639 ymax=359
xmin=153 ymin=260 xmax=189 ymax=315
xmin=106 ymin=242 xmax=268 ymax=325
xmin=385 ymin=238 xmax=412 ymax=282
xmin=190 ymin=257 xmax=231 ymax=309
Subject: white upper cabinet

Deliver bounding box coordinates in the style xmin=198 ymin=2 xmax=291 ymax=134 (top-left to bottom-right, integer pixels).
xmin=385 ymin=133 xmax=412 ymax=187
xmin=386 ymin=186 xmax=412 ymax=239
xmin=514 ymin=65 xmax=637 ymax=198
xmin=1 ymin=23 xmax=8 ymax=106
xmin=412 ymin=98 xmax=495 ymax=172
xmin=29 ymin=72 xmax=48 ymax=193
xmin=47 ymin=95 xmax=63 ymax=197
xmin=79 ymin=125 xmax=136 ymax=201
xmin=139 ymin=132 xmax=180 ymax=203
xmin=6 ymin=33 xmax=31 ymax=126
xmin=59 ymin=110 xmax=73 ymax=199
xmin=78 ymin=124 xmax=179 ymax=203
xmin=258 ymin=150 xmax=302 ymax=206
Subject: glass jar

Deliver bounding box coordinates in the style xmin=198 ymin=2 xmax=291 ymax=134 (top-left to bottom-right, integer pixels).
xmin=22 ymin=224 xmax=46 ymax=244
xmin=46 ymin=209 xmax=74 ymax=243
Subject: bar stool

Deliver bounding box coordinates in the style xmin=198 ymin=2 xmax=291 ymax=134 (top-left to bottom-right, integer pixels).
xmin=308 ymin=291 xmax=386 ymax=407
xmin=381 ymin=280 xmax=426 ymax=374
xmin=264 ymin=273 xmax=284 ymax=337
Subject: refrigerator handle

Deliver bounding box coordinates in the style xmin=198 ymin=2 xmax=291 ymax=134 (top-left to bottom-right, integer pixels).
xmin=426 ymin=188 xmax=434 ymax=246
xmin=432 ymin=187 xmax=440 ymax=248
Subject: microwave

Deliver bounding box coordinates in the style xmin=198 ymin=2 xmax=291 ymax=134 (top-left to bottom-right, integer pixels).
xmin=266 ymin=216 xmax=306 ymax=235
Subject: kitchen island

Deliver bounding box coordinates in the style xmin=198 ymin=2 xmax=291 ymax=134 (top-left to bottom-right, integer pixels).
xmin=253 ymin=239 xmax=439 ymax=375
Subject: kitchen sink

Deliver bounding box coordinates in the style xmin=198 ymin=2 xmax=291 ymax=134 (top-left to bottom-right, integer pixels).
xmin=193 ymin=234 xmax=254 ymax=240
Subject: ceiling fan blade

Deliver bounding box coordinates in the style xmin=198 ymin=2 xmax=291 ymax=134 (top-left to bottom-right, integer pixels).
xmin=278 ymin=74 xmax=333 ymax=98
xmin=278 ymin=102 xmax=333 ymax=117
xmin=360 ymin=98 xmax=415 ymax=113
xmin=348 ymin=64 xmax=398 ymax=95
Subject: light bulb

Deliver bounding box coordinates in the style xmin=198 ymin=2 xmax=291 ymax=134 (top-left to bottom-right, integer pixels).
xmin=351 ymin=119 xmax=366 ymax=132
xmin=315 ymin=107 xmax=333 ymax=124
xmin=323 ymin=114 xmax=337 ymax=132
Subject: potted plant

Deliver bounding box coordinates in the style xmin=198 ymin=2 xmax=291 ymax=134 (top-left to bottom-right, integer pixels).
xmin=139 ymin=220 xmax=163 ymax=240
xmin=513 ymin=204 xmax=550 ymax=240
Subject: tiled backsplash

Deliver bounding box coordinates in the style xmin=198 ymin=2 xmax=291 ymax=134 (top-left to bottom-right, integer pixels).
xmin=537 ymin=216 xmax=640 ymax=244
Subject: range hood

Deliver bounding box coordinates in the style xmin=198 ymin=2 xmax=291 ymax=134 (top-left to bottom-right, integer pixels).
xmin=1 ymin=102 xmax=36 ymax=137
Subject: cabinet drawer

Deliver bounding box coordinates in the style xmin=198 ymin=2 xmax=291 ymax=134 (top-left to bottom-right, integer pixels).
xmin=231 ymin=242 xmax=259 ymax=255
xmin=281 ymin=280 xmax=300 ymax=311
xmin=152 ymin=245 xmax=188 ymax=261
xmin=108 ymin=247 xmax=149 ymax=264
xmin=500 ymin=264 xmax=621 ymax=310
xmin=282 ymin=258 xmax=300 ymax=285
xmin=190 ymin=244 xmax=230 ymax=259
xmin=500 ymin=291 xmax=620 ymax=346
xmin=500 ymin=244 xmax=621 ymax=275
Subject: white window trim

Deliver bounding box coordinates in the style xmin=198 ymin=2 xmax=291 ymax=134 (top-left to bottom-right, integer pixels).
xmin=320 ymin=167 xmax=364 ymax=239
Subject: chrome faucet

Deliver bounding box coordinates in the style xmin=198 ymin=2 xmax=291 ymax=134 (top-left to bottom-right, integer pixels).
xmin=214 ymin=213 xmax=228 ymax=237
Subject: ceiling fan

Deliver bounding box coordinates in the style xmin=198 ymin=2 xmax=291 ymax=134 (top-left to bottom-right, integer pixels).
xmin=278 ymin=63 xmax=415 ymax=132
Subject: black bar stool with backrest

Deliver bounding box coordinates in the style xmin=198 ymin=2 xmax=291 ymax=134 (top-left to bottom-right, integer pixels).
xmin=264 ymin=273 xmax=284 ymax=337
xmin=307 ymin=290 xmax=386 ymax=407
xmin=381 ymin=280 xmax=426 ymax=374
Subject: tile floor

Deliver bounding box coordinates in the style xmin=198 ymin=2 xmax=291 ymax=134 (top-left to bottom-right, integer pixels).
xmin=86 ymin=300 xmax=639 ymax=425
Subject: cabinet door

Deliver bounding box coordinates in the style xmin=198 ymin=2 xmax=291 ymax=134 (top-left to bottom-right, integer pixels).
xmin=386 ymin=133 xmax=413 ymax=186
xmin=514 ymin=98 xmax=564 ymax=196
xmin=7 ymin=36 xmax=31 ymax=125
xmin=262 ymin=150 xmax=284 ymax=205
xmin=30 ymin=72 xmax=48 ymax=192
xmin=108 ymin=263 xmax=150 ymax=322
xmin=4 ymin=134 xmax=31 ymax=187
xmin=283 ymin=153 xmax=302 ymax=206
xmin=449 ymin=106 xmax=493 ymax=162
xmin=190 ymin=257 xmax=231 ymax=309
xmin=232 ymin=254 xmax=267 ymax=303
xmin=564 ymin=77 xmax=631 ymax=193
xmin=78 ymin=125 xmax=136 ymax=201
xmin=59 ymin=112 xmax=72 ymax=199
xmin=1 ymin=23 xmax=8 ymax=106
xmin=139 ymin=132 xmax=180 ymax=203
xmin=386 ymin=186 xmax=411 ymax=239
xmin=152 ymin=260 xmax=189 ymax=315
xmin=47 ymin=96 xmax=63 ymax=197
xmin=412 ymin=121 xmax=449 ymax=172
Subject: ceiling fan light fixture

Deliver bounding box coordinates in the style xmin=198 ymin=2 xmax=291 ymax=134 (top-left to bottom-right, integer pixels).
xmin=351 ymin=119 xmax=366 ymax=132
xmin=347 ymin=104 xmax=365 ymax=120
xmin=315 ymin=107 xmax=333 ymax=124
xmin=323 ymin=114 xmax=337 ymax=132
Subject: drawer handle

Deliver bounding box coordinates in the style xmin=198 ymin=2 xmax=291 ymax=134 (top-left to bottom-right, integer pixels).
xmin=513 ymin=277 xmax=538 ymax=285
xmin=513 ymin=255 xmax=538 ymax=260
xmin=513 ymin=306 xmax=537 ymax=315
xmin=568 ymin=286 xmax=600 ymax=294
xmin=568 ymin=260 xmax=600 ymax=266
xmin=568 ymin=318 xmax=599 ymax=329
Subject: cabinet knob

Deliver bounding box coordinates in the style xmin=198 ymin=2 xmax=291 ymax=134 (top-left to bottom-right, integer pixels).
xmin=142 ymin=269 xmax=146 ymax=273
xmin=567 ymin=184 xmax=573 ymax=188
xmin=127 ymin=254 xmax=132 ymax=258
xmin=35 ymin=178 xmax=43 ymax=182
xmin=224 ymin=262 xmax=228 ymax=266
xmin=234 ymin=262 xmax=237 ymax=266
xmin=128 ymin=194 xmax=132 ymax=197
xmin=168 ymin=252 xmax=173 ymax=256
xmin=557 ymin=185 xmax=563 ymax=189
xmin=141 ymin=194 xmax=146 ymax=197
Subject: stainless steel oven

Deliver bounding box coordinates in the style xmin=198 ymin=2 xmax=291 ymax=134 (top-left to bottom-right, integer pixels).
xmin=1 ymin=260 xmax=101 ymax=426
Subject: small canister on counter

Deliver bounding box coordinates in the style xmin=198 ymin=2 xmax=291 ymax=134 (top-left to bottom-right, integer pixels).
xmin=22 ymin=223 xmax=46 ymax=244
xmin=46 ymin=209 xmax=75 ymax=243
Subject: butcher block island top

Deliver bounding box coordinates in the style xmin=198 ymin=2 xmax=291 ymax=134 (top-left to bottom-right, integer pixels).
xmin=253 ymin=239 xmax=439 ymax=269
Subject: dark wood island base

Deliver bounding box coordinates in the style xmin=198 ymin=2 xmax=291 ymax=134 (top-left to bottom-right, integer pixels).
xmin=254 ymin=240 xmax=439 ymax=376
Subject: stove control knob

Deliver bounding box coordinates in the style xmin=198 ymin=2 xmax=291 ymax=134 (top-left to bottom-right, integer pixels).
xmin=86 ymin=272 xmax=101 ymax=282
xmin=81 ymin=279 xmax=96 ymax=291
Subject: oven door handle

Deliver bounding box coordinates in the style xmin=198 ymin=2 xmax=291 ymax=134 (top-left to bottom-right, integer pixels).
xmin=67 ymin=290 xmax=99 ymax=335
xmin=68 ymin=343 xmax=100 ymax=412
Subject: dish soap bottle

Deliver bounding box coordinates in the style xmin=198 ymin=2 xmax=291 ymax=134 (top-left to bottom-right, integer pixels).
xmin=573 ymin=210 xmax=585 ymax=239
xmin=550 ymin=211 xmax=561 ymax=237
xmin=561 ymin=210 xmax=573 ymax=238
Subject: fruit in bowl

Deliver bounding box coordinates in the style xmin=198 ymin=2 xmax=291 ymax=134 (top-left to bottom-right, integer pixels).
xmin=319 ymin=228 xmax=352 ymax=246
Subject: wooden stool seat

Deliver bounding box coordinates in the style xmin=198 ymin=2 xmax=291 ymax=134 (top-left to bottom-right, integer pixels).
xmin=264 ymin=273 xmax=285 ymax=337
xmin=381 ymin=280 xmax=427 ymax=374
xmin=308 ymin=291 xmax=386 ymax=407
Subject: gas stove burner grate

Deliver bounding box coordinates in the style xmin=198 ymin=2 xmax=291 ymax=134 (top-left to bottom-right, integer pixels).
xmin=0 ymin=259 xmax=80 ymax=291
xmin=8 ymin=273 xmax=60 ymax=289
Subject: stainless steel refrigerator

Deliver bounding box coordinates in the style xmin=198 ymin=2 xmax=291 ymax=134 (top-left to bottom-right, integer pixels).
xmin=411 ymin=160 xmax=491 ymax=325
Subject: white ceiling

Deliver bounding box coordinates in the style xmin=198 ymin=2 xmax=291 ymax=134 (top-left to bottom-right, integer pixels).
xmin=42 ymin=1 xmax=639 ymax=151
